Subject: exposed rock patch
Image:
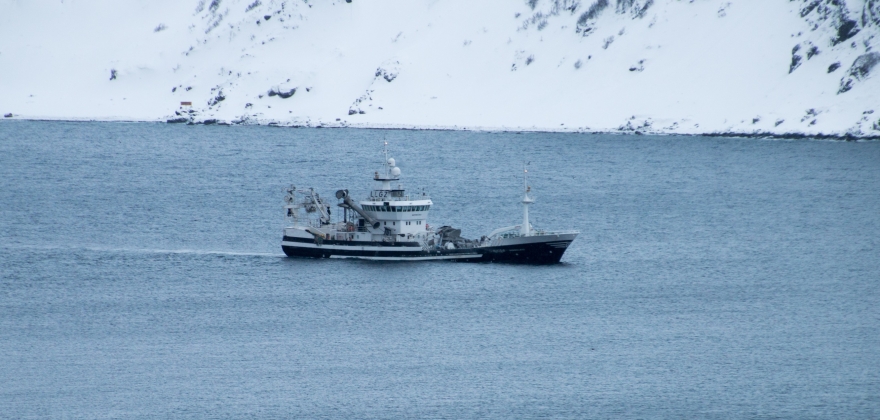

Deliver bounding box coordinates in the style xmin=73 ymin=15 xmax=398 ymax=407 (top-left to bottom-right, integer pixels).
xmin=838 ymin=52 xmax=880 ymax=93
xmin=348 ymin=89 xmax=373 ymax=115
xmin=268 ymin=87 xmax=296 ymax=98
xmin=576 ymin=0 xmax=609 ymax=35
xmin=375 ymin=61 xmax=399 ymax=82
xmin=208 ymin=90 xmax=226 ymax=106
xmin=629 ymin=59 xmax=645 ymax=72
xmin=789 ymin=44 xmax=803 ymax=73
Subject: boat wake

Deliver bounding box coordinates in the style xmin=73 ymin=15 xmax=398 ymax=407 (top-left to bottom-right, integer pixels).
xmin=3 ymin=243 xmax=282 ymax=258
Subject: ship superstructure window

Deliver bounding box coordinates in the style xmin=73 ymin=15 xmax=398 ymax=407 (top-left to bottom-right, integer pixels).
xmin=363 ymin=204 xmax=429 ymax=212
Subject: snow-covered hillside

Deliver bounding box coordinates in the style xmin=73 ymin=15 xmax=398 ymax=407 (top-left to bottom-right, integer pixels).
xmin=1 ymin=0 xmax=879 ymax=137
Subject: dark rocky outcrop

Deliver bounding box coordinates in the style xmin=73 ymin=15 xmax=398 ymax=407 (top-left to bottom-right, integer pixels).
xmin=838 ymin=52 xmax=880 ymax=93
xmin=789 ymin=44 xmax=802 ymax=73
xmin=375 ymin=62 xmax=399 ymax=82
xmin=208 ymin=90 xmax=226 ymax=105
xmin=245 ymin=0 xmax=260 ymax=12
xmin=268 ymin=87 xmax=296 ymax=98
xmin=864 ymin=0 xmax=880 ymax=27
xmin=576 ymin=0 xmax=609 ymax=34
xmin=629 ymin=59 xmax=645 ymax=72
xmin=832 ymin=18 xmax=860 ymax=45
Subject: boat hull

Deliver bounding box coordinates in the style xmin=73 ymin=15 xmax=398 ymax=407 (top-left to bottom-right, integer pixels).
xmin=281 ymin=233 xmax=576 ymax=264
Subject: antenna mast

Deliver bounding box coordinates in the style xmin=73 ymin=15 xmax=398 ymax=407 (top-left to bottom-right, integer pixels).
xmin=521 ymin=164 xmax=534 ymax=236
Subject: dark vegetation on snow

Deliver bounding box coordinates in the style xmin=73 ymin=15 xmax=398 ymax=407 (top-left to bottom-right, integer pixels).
xmin=828 ymin=62 xmax=842 ymax=72
xmin=109 ymin=69 xmax=117 ymax=80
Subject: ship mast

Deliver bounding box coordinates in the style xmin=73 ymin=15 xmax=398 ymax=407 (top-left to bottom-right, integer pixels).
xmin=374 ymin=141 xmax=399 ymax=191
xmin=521 ymin=165 xmax=534 ymax=236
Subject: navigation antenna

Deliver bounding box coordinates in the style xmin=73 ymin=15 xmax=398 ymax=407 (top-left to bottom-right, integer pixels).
xmin=383 ymin=139 xmax=389 ymax=178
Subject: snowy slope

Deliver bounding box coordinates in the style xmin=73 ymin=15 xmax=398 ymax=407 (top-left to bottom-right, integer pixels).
xmin=1 ymin=0 xmax=878 ymax=137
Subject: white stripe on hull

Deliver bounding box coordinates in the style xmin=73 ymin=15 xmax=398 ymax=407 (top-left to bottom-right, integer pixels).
xmin=329 ymin=254 xmax=481 ymax=261
xmin=281 ymin=241 xmax=423 ymax=252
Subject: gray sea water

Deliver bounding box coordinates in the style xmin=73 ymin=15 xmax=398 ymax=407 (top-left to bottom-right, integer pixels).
xmin=1 ymin=121 xmax=879 ymax=418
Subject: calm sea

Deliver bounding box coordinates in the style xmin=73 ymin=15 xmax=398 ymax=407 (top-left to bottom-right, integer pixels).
xmin=1 ymin=121 xmax=878 ymax=418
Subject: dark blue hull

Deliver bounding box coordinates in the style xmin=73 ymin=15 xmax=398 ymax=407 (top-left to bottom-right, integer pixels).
xmin=281 ymin=236 xmax=572 ymax=264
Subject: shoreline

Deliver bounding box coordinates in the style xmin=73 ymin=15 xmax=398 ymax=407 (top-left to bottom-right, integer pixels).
xmin=2 ymin=115 xmax=879 ymax=141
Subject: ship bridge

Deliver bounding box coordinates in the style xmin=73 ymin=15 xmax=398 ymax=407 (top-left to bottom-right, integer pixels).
xmin=355 ymin=149 xmax=432 ymax=235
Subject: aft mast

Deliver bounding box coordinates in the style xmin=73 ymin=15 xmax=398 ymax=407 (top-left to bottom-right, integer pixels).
xmin=521 ymin=166 xmax=534 ymax=237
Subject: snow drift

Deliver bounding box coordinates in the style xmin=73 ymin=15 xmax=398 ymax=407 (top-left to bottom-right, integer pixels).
xmin=0 ymin=0 xmax=878 ymax=137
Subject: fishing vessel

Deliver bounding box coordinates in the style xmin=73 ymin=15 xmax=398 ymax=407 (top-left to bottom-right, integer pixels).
xmin=281 ymin=144 xmax=578 ymax=263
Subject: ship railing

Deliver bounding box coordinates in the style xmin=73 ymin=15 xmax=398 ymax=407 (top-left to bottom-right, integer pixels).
xmin=365 ymin=194 xmax=431 ymax=202
xmin=532 ymin=229 xmax=580 ymax=236
xmin=483 ymin=229 xmax=579 ymax=247
xmin=491 ymin=229 xmax=579 ymax=239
